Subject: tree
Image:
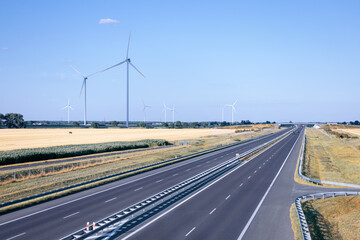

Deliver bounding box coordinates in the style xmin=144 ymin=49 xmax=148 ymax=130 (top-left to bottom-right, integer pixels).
xmin=204 ymin=122 xmax=209 ymax=128
xmin=0 ymin=113 xmax=4 ymax=126
xmin=4 ymin=113 xmax=25 ymax=128
xmin=91 ymin=122 xmax=99 ymax=128
xmin=169 ymin=122 xmax=175 ymax=128
xmin=182 ymin=122 xmax=189 ymax=128
xmin=72 ymin=121 xmax=80 ymax=127
xmin=111 ymin=121 xmax=118 ymax=127
xmin=175 ymin=121 xmax=182 ymax=129
xmin=139 ymin=122 xmax=146 ymax=128
xmin=190 ymin=122 xmax=200 ymax=128
xmin=162 ymin=122 xmax=168 ymax=128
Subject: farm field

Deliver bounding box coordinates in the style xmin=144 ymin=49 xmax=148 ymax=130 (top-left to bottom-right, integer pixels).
xmin=0 ymin=129 xmax=278 ymax=203
xmin=303 ymin=128 xmax=360 ymax=185
xmin=0 ymin=128 xmax=234 ymax=151
xmin=335 ymin=128 xmax=360 ymax=137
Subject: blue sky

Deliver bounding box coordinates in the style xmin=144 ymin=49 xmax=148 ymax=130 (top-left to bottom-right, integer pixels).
xmin=1 ymin=0 xmax=359 ymax=123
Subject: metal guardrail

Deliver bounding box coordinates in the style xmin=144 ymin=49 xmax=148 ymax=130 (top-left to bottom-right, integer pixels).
xmin=297 ymin=133 xmax=360 ymax=188
xmin=295 ymin=191 xmax=360 ymax=240
xmin=0 ymin=129 xmax=285 ymax=210
xmin=295 ymin=129 xmax=360 ymax=240
xmin=62 ymin=132 xmax=288 ymax=240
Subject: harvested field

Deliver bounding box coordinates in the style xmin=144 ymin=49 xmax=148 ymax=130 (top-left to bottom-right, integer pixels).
xmin=0 ymin=129 xmax=278 ymax=203
xmin=336 ymin=128 xmax=360 ymax=137
xmin=302 ymin=196 xmax=360 ymax=240
xmin=0 ymin=128 xmax=234 ymax=151
xmin=303 ymin=128 xmax=360 ymax=185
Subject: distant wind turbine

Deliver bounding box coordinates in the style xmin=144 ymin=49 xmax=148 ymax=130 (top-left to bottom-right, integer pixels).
xmin=142 ymin=100 xmax=151 ymax=123
xmin=163 ymin=103 xmax=171 ymax=123
xmin=62 ymin=98 xmax=73 ymax=124
xmin=169 ymin=105 xmax=175 ymax=123
xmin=71 ymin=63 xmax=121 ymax=125
xmin=225 ymin=99 xmax=238 ymax=124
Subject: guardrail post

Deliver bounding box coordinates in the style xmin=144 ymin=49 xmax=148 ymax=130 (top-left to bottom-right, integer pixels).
xmin=93 ymin=222 xmax=96 ymax=230
xmin=86 ymin=222 xmax=89 ymax=231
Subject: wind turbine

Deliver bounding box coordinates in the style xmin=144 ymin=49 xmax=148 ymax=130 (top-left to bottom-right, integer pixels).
xmin=71 ymin=63 xmax=122 ymax=125
xmin=169 ymin=105 xmax=175 ymax=123
xmin=162 ymin=103 xmax=169 ymax=123
xmin=225 ymin=99 xmax=238 ymax=124
xmin=62 ymin=98 xmax=73 ymax=124
xmin=142 ymin=100 xmax=151 ymax=123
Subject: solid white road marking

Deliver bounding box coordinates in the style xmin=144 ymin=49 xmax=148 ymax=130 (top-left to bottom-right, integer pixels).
xmin=185 ymin=227 xmax=196 ymax=237
xmin=226 ymin=195 xmax=231 ymax=200
xmin=134 ymin=187 xmax=143 ymax=192
xmin=6 ymin=232 xmax=26 ymax=240
xmin=105 ymin=197 xmax=117 ymax=203
xmin=209 ymin=208 xmax=216 ymax=214
xmin=63 ymin=212 xmax=79 ymax=219
xmin=237 ymin=131 xmax=302 ymax=240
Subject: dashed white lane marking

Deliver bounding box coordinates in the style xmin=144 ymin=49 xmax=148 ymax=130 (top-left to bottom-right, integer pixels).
xmin=248 ymin=176 xmax=251 ymax=179
xmin=259 ymin=166 xmax=261 ymax=169
xmin=196 ymin=164 xmax=201 ymax=167
xmin=226 ymin=195 xmax=231 ymax=200
xmin=134 ymin=187 xmax=143 ymax=192
xmin=263 ymin=163 xmax=266 ymax=165
xmin=63 ymin=211 xmax=79 ymax=219
xmin=186 ymin=169 xmax=191 ymax=171
xmin=239 ymin=183 xmax=243 ymax=187
xmin=156 ymin=179 xmax=163 ymax=183
xmin=254 ymin=170 xmax=257 ymax=173
xmin=185 ymin=227 xmax=196 ymax=237
xmin=6 ymin=232 xmax=26 ymax=240
xmin=206 ymin=161 xmax=210 ymax=163
xmin=173 ymin=173 xmax=178 ymax=176
xmin=209 ymin=208 xmax=216 ymax=214
xmin=105 ymin=197 xmax=117 ymax=203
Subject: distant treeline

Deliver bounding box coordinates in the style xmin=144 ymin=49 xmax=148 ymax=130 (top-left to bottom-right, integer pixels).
xmin=0 ymin=139 xmax=169 ymax=166
xmin=337 ymin=120 xmax=360 ymax=125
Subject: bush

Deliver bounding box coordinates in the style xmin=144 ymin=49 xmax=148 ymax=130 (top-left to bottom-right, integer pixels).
xmin=0 ymin=139 xmax=170 ymax=166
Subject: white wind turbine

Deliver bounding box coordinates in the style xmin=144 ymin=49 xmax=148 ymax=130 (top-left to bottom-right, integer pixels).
xmin=169 ymin=105 xmax=175 ymax=123
xmin=62 ymin=98 xmax=73 ymax=124
xmin=225 ymin=99 xmax=238 ymax=124
xmin=71 ymin=63 xmax=121 ymax=125
xmin=142 ymin=100 xmax=151 ymax=123
xmin=162 ymin=103 xmax=172 ymax=123
xmin=99 ymin=33 xmax=145 ymax=127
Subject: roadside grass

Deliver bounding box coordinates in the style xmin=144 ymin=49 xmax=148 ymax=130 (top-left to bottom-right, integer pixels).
xmin=0 ymin=130 xmax=278 ymax=204
xmin=301 ymin=196 xmax=360 ymax=240
xmin=302 ymin=128 xmax=360 ymax=185
xmin=290 ymin=204 xmax=303 ymax=240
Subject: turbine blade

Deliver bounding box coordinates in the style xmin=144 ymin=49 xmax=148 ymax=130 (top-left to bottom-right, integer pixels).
xmin=127 ymin=32 xmax=131 ymax=59
xmin=71 ymin=65 xmax=85 ymax=78
xmin=129 ymin=62 xmax=145 ymax=77
xmin=87 ymin=60 xmax=126 ymax=77
xmin=80 ymin=79 xmax=85 ymax=97
xmin=233 ymin=99 xmax=238 ymax=106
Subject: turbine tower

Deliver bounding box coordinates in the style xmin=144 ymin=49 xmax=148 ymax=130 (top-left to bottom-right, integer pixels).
xmin=162 ymin=103 xmax=169 ymax=123
xmin=62 ymin=98 xmax=73 ymax=124
xmin=170 ymin=105 xmax=175 ymax=123
xmin=225 ymin=99 xmax=238 ymax=124
xmin=142 ymin=100 xmax=151 ymax=123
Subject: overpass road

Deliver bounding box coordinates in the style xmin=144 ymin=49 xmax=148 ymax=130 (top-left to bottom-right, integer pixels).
xmin=0 ymin=128 xmax=292 ymax=240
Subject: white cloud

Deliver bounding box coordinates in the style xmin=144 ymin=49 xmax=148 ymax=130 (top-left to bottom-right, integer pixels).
xmin=99 ymin=18 xmax=119 ymax=24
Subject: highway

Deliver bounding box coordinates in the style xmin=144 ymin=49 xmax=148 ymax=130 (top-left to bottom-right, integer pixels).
xmin=119 ymin=127 xmax=304 ymax=240
xmin=0 ymin=128 xmax=292 ymax=240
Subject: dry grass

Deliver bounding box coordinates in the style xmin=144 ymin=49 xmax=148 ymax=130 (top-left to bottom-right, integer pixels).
xmin=0 ymin=128 xmax=234 ymax=151
xmin=0 ymin=129 xmax=279 ymax=203
xmin=302 ymin=196 xmax=360 ymax=240
xmin=303 ymin=128 xmax=360 ymax=185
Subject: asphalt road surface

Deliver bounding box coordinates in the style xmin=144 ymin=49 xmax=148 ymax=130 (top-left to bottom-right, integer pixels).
xmin=121 ymin=127 xmax=303 ymax=240
xmin=0 ymin=128 xmax=292 ymax=240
